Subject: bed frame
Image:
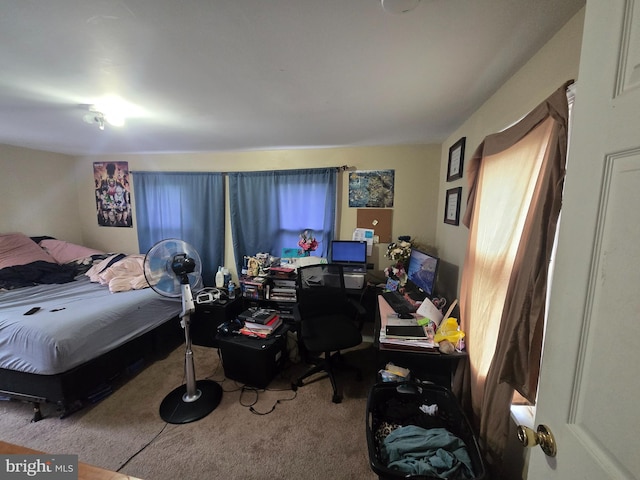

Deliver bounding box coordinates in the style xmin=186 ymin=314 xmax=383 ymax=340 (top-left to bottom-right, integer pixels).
xmin=0 ymin=316 xmax=182 ymax=422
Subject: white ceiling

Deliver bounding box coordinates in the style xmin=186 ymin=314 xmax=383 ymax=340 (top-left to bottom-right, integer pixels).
xmin=1 ymin=0 xmax=584 ymax=156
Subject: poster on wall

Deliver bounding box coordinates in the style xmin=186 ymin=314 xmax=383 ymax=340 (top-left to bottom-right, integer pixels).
xmin=348 ymin=169 xmax=395 ymax=208
xmin=94 ymin=161 xmax=133 ymax=227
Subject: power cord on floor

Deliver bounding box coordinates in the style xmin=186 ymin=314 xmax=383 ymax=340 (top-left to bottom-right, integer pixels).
xmin=116 ymin=367 xmax=194 ymax=473
xmin=116 ymin=421 xmax=169 ymax=472
xmin=239 ymin=385 xmax=297 ymax=415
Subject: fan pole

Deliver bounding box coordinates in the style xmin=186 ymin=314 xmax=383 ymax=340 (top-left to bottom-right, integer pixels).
xmin=158 ymin=278 xmax=223 ymax=424
xmin=182 ymin=311 xmax=199 ymax=401
xmin=181 ymin=282 xmax=200 ymax=402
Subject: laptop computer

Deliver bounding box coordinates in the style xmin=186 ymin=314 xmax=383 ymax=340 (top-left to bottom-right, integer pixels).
xmin=330 ymin=240 xmax=367 ymax=274
xmin=330 ymin=240 xmax=367 ymax=290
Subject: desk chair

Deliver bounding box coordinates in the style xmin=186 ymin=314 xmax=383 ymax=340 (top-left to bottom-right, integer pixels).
xmin=292 ymin=263 xmax=365 ymax=403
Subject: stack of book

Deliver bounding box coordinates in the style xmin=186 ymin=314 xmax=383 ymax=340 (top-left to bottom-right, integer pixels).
xmin=268 ymin=286 xmax=297 ymax=302
xmin=240 ymin=276 xmax=268 ymax=300
xmin=267 ymin=269 xmax=297 ymax=302
xmin=238 ymin=308 xmax=283 ymax=338
xmin=268 ymin=266 xmax=296 ymax=278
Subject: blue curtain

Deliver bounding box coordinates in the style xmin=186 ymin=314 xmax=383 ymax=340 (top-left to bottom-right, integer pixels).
xmin=228 ymin=168 xmax=336 ymax=273
xmin=133 ymin=171 xmax=225 ymax=286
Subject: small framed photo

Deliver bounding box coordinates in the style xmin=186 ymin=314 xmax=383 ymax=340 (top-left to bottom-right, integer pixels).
xmin=444 ymin=187 xmax=462 ymax=226
xmin=447 ymin=137 xmax=466 ymax=182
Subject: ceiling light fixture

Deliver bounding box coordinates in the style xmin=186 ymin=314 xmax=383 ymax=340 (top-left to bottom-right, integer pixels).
xmin=381 ymin=0 xmax=421 ymax=14
xmin=83 ymin=109 xmax=107 ymax=130
xmin=83 ymin=103 xmax=126 ymax=131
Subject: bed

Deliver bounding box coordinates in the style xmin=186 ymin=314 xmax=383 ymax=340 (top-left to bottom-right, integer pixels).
xmin=0 ymin=233 xmax=183 ymax=421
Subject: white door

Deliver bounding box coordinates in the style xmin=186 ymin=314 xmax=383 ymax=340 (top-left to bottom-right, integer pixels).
xmin=527 ymin=1 xmax=640 ymax=478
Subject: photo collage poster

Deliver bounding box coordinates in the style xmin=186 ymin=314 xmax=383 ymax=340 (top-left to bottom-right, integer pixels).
xmin=94 ymin=161 xmax=132 ymax=227
xmin=348 ymin=169 xmax=395 ymax=208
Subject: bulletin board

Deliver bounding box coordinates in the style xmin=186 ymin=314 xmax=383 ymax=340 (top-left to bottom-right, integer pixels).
xmin=357 ymin=208 xmax=393 ymax=243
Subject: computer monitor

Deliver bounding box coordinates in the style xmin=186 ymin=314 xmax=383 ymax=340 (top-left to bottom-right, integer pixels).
xmin=406 ymin=248 xmax=439 ymax=298
xmin=330 ymin=240 xmax=367 ymax=264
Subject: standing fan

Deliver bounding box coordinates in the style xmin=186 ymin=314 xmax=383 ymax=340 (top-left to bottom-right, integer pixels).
xmin=144 ymin=239 xmax=222 ymax=424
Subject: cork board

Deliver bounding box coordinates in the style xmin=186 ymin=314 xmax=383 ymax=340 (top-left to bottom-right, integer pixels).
xmin=357 ymin=208 xmax=392 ymax=243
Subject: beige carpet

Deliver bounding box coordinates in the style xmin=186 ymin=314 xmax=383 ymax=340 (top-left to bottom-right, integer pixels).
xmin=0 ymin=336 xmax=379 ymax=479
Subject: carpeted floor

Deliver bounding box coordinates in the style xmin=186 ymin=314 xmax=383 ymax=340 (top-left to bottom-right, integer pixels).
xmin=0 ymin=333 xmax=380 ymax=479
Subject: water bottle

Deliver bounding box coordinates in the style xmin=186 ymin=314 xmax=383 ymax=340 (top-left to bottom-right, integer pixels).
xmin=228 ymin=281 xmax=236 ymax=300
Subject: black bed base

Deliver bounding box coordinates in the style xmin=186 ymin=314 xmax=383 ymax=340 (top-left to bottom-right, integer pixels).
xmin=0 ymin=317 xmax=183 ymax=422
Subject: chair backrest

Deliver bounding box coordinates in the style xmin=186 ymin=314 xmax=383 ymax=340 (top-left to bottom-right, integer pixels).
xmin=296 ymin=263 xmax=348 ymax=315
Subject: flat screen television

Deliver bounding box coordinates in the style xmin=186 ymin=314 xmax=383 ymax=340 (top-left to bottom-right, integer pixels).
xmin=330 ymin=240 xmax=367 ymax=264
xmin=406 ymin=248 xmax=439 ymax=298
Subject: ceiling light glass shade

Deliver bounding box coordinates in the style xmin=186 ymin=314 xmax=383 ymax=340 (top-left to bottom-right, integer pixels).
xmin=89 ymin=95 xmax=145 ymax=128
xmin=104 ymin=113 xmax=125 ymax=127
xmin=381 ymin=0 xmax=421 ymax=14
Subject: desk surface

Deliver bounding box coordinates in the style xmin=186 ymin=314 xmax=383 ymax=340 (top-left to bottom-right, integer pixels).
xmin=375 ymin=295 xmax=466 ymax=389
xmin=0 ymin=441 xmax=142 ymax=480
xmin=375 ymin=295 xmax=467 ymax=358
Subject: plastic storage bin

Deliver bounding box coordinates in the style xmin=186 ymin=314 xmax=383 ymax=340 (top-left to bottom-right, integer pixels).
xmin=366 ymin=381 xmax=485 ymax=480
xmin=217 ymin=326 xmax=288 ymax=388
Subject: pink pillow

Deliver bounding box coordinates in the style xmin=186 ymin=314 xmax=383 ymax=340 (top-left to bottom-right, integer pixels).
xmin=0 ymin=233 xmax=56 ymax=269
xmin=39 ymin=239 xmax=105 ymax=264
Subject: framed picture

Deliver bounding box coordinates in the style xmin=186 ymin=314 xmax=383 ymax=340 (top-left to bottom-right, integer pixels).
xmin=446 ymin=137 xmax=466 ymax=182
xmin=444 ymin=187 xmax=462 ymax=226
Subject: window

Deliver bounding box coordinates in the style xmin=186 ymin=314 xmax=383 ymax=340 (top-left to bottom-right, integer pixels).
xmin=228 ymin=168 xmax=337 ymax=272
xmin=458 ymin=83 xmax=571 ymax=462
xmin=133 ymin=171 xmax=225 ymax=286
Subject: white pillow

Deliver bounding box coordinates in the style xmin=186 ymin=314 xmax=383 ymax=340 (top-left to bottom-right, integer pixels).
xmin=0 ymin=233 xmax=56 ymax=269
xmin=39 ymin=239 xmax=105 ymax=264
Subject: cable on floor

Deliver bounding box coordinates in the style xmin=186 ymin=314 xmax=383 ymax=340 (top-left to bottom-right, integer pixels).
xmin=116 ymin=422 xmax=169 ymax=472
xmin=239 ymin=385 xmax=297 ymax=415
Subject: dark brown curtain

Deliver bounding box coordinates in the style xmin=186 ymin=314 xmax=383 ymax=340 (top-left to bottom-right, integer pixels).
xmin=457 ymin=81 xmax=571 ymax=465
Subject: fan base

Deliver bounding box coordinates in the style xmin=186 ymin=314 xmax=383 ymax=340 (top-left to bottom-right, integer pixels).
xmin=159 ymin=379 xmax=222 ymax=424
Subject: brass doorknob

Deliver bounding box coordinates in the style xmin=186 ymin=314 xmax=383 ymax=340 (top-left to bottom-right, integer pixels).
xmin=517 ymin=424 xmax=557 ymax=457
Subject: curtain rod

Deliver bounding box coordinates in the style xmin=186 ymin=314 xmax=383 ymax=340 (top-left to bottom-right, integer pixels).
xmin=131 ymin=165 xmax=354 ymax=174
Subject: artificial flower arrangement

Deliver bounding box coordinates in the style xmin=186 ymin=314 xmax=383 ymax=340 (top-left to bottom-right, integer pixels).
xmin=298 ymin=229 xmax=319 ymax=254
xmin=384 ymin=236 xmax=412 ymax=288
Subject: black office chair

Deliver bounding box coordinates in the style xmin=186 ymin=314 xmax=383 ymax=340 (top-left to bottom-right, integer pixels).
xmin=292 ymin=263 xmax=365 ymax=403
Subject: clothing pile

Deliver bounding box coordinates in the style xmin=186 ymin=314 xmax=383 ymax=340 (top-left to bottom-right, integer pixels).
xmin=86 ymin=253 xmax=149 ymax=293
xmin=370 ymin=386 xmax=479 ymax=480
xmin=380 ymin=425 xmax=475 ymax=479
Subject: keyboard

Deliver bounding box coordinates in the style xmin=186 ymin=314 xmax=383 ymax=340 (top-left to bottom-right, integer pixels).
xmin=382 ymin=291 xmax=418 ymax=315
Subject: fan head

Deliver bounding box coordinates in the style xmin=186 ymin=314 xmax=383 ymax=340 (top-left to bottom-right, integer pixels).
xmin=144 ymin=239 xmax=203 ymax=297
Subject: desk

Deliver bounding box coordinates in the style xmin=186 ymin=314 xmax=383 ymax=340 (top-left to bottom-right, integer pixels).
xmin=0 ymin=441 xmax=142 ymax=480
xmin=374 ymin=295 xmax=467 ymax=389
xmin=191 ymin=296 xmax=244 ymax=347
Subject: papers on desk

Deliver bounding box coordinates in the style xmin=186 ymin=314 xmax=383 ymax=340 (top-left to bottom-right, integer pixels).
xmin=380 ymin=314 xmax=437 ymax=350
xmin=416 ymin=299 xmax=443 ymax=327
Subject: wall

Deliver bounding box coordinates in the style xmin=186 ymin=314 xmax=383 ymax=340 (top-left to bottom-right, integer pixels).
xmin=432 ymin=8 xmax=585 ymax=480
xmin=434 ymin=8 xmax=585 ymax=297
xmin=72 ymin=144 xmax=441 ymax=280
xmin=0 ymin=144 xmax=83 ymax=243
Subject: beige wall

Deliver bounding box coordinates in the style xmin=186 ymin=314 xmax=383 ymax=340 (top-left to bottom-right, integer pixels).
xmin=435 ymin=8 xmax=585 ymax=297
xmin=434 ymin=8 xmax=585 ymax=480
xmin=0 ymin=144 xmax=82 ymax=243
xmin=1 ymin=143 xmax=440 ymax=282
xmin=73 ymin=145 xmax=441 ymax=279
